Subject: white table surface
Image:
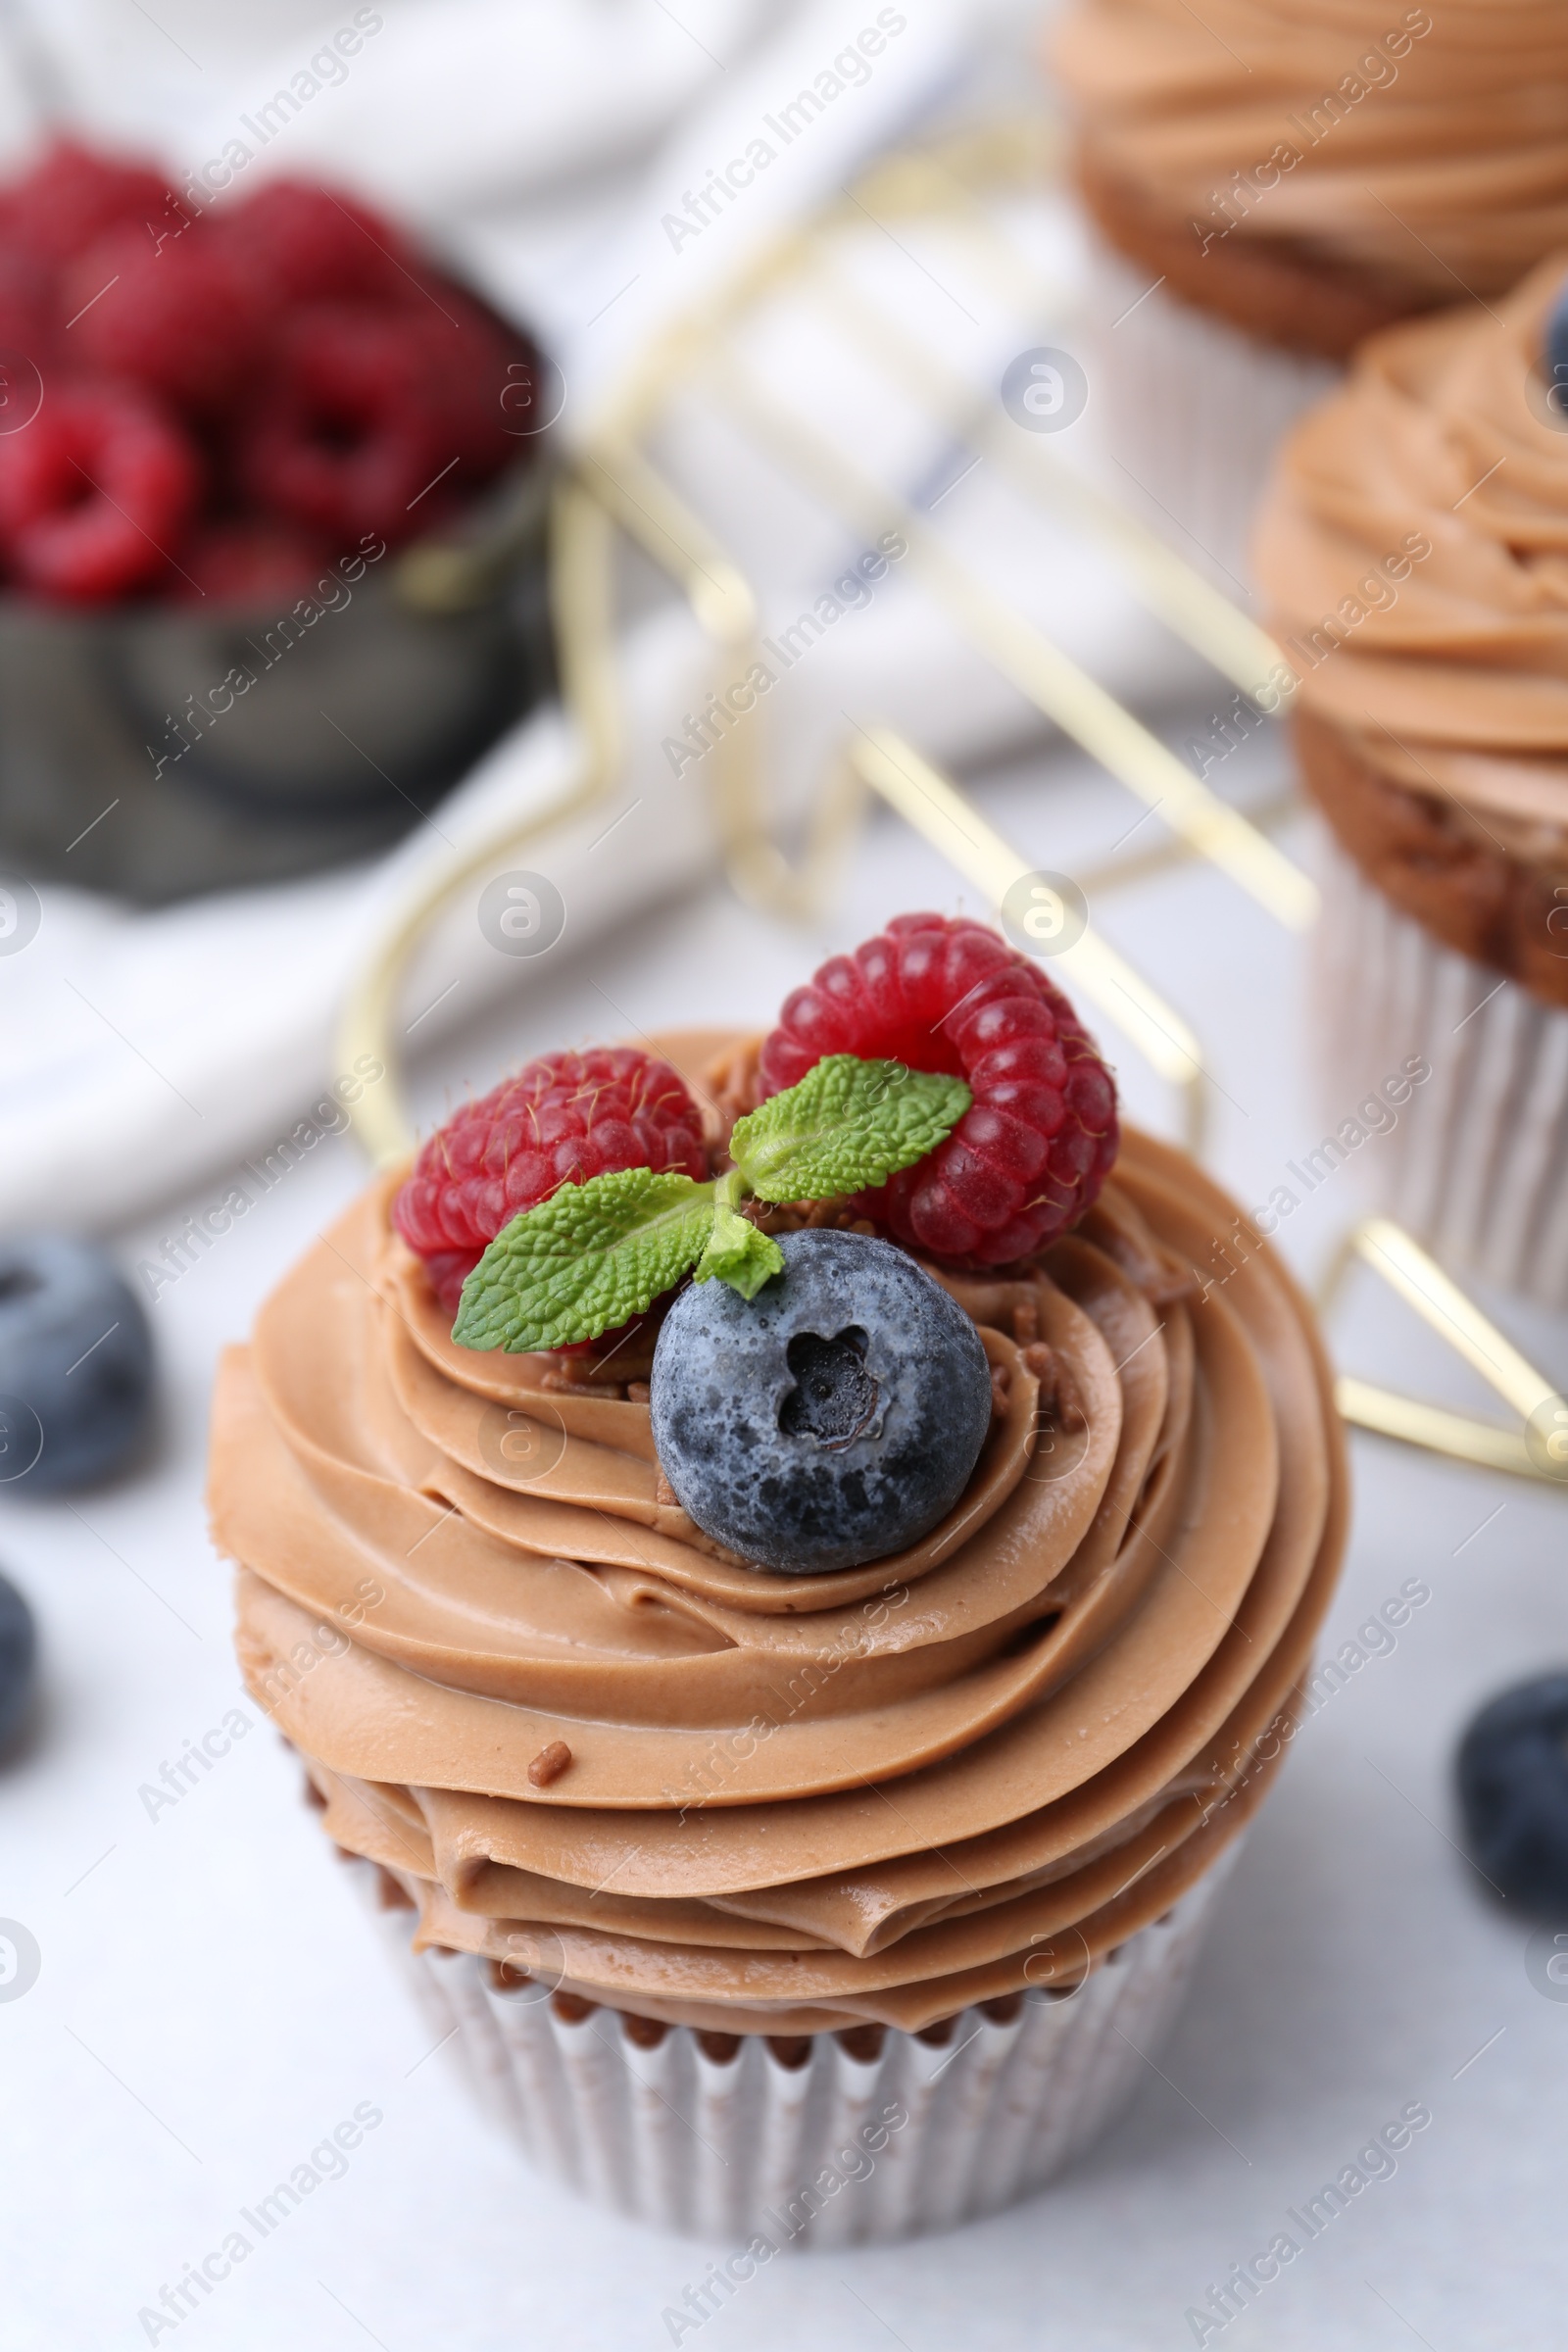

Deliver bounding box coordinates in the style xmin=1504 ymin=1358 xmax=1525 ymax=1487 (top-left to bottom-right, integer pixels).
xmin=4 ymin=716 xmax=1565 ymax=2352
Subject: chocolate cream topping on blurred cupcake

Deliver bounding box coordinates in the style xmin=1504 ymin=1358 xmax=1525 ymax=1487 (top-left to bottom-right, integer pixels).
xmin=1050 ymin=0 xmax=1568 ymax=584
xmin=1255 ymin=261 xmax=1568 ymax=1298
xmin=1054 ymin=0 xmax=1568 ymax=356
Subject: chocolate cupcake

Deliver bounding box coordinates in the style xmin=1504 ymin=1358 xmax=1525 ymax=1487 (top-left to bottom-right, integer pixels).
xmin=1051 ymin=0 xmax=1568 ymax=585
xmin=1254 ymin=259 xmax=1568 ymax=1299
xmin=209 ymin=915 xmax=1348 ymax=2242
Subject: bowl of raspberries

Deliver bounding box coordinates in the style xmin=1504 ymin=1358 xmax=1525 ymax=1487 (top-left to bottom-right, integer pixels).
xmin=0 ymin=140 xmax=556 ymax=901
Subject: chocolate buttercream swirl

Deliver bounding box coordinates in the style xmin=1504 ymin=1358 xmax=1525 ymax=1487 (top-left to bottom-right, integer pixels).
xmin=1255 ymin=258 xmax=1568 ymax=859
xmin=210 ymin=1034 xmax=1348 ymax=2032
xmin=1054 ymin=1 xmax=1568 ymax=298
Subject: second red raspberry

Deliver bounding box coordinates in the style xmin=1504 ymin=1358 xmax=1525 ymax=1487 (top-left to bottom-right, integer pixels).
xmin=394 ymin=1049 xmax=710 ymax=1312
xmin=758 ymin=912 xmax=1119 ymax=1268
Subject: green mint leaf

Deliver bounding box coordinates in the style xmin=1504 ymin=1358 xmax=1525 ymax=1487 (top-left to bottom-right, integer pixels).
xmin=694 ymin=1170 xmax=786 ymax=1298
xmin=730 ymin=1054 xmax=971 ymax=1203
xmin=452 ymin=1168 xmax=715 ymax=1352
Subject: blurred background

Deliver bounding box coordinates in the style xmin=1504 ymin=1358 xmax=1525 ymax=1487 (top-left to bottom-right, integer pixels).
xmin=0 ymin=3 xmax=1563 ymax=2346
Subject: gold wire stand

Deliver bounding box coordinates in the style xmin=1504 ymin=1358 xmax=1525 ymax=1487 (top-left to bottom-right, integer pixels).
xmin=588 ymin=119 xmax=1315 ymax=935
xmin=334 ymin=113 xmax=1564 ymax=1487
xmin=340 ymin=118 xmax=1250 ymax=1161
xmin=1320 ymin=1221 xmax=1567 ymax=1488
xmin=337 ymin=471 xmax=619 ymax=1170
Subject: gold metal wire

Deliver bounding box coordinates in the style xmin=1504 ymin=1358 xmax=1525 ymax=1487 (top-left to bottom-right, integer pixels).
xmin=700 ymin=339 xmax=1317 ymax=931
xmin=547 ymin=431 xmax=1214 ymax=1144
xmin=577 ymin=440 xmax=756 ymax=645
xmin=587 ymin=107 xmax=1313 ymax=930
xmin=330 ymin=111 xmax=1555 ymax=1489
xmin=1319 ymin=1220 xmax=1568 ymax=1487
xmin=845 ymin=727 xmax=1207 ymax=1155
xmin=799 ymin=255 xmax=1288 ymax=706
xmin=338 ymin=113 xmax=1297 ymax=1161
xmin=336 ymin=476 xmax=618 ymax=1166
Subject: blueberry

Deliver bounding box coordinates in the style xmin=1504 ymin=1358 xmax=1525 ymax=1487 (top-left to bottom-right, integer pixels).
xmin=649 ymin=1230 xmax=993 ymax=1574
xmin=0 ymin=1570 xmax=35 ymax=1752
xmin=1455 ymin=1673 xmax=1568 ymax=1919
xmin=1545 ymin=278 xmax=1568 ymax=416
xmin=0 ymin=1237 xmax=154 ymax=1492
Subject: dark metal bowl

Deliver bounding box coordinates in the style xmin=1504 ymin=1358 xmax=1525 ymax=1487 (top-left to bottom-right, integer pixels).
xmin=0 ymin=457 xmax=555 ymax=904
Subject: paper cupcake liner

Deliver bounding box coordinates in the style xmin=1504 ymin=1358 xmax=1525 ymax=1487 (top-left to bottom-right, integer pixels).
xmin=1082 ymin=238 xmax=1338 ymax=595
xmin=1315 ymin=832 xmax=1568 ymax=1303
xmin=347 ymin=1842 xmax=1240 ymax=2245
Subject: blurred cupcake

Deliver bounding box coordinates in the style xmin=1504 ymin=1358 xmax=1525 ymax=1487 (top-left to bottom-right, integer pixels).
xmin=1051 ymin=0 xmax=1568 ymax=587
xmin=210 ymin=916 xmax=1348 ymax=2242
xmin=1254 ymin=257 xmax=1568 ymax=1298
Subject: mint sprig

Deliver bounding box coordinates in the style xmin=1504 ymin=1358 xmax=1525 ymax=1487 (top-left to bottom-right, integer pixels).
xmin=730 ymin=1054 xmax=970 ymax=1202
xmin=450 ymin=1054 xmax=970 ymax=1353
xmin=452 ymin=1168 xmax=716 ymax=1353
xmin=693 ymin=1166 xmax=786 ymax=1298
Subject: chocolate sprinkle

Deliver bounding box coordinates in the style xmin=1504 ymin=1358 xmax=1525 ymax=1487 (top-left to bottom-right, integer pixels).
xmin=527 ymin=1740 xmax=573 ymax=1788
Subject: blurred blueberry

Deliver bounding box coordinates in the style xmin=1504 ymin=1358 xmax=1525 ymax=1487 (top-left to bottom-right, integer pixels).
xmin=0 ymin=1236 xmax=154 ymax=1492
xmin=1546 ymin=278 xmax=1568 ymax=416
xmin=0 ymin=1569 xmax=34 ymax=1752
xmin=1456 ymin=1672 xmax=1568 ymax=1918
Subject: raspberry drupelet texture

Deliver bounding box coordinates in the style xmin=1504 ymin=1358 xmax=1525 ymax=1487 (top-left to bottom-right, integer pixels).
xmin=758 ymin=912 xmax=1118 ymax=1267
xmin=67 ymin=220 xmax=261 ymax=414
xmin=0 ymin=385 xmax=198 ymax=600
xmin=394 ymin=1049 xmax=710 ymax=1312
xmin=238 ymin=299 xmax=520 ymax=548
xmin=213 ymin=179 xmax=417 ymax=308
xmin=0 ymin=140 xmax=177 ymax=267
xmin=0 ymin=151 xmax=540 ymax=600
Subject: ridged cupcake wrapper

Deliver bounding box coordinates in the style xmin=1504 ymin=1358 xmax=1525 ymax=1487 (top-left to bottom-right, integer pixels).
xmin=1082 ymin=239 xmax=1338 ymax=595
xmin=1315 ymin=832 xmax=1568 ymax=1304
xmin=349 ymin=1843 xmax=1240 ymax=2245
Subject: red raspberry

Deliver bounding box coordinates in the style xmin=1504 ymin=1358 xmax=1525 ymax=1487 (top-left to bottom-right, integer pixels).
xmin=0 ymin=250 xmax=55 ymax=371
xmin=0 ymin=385 xmax=198 ymax=602
xmin=758 ymin=912 xmax=1119 ymax=1269
xmin=215 ymin=178 xmax=416 ymax=308
xmin=428 ymin=291 xmax=538 ymax=474
xmin=238 ymin=303 xmax=502 ymax=548
xmin=64 ymin=220 xmax=263 ymax=414
xmin=0 ymin=139 xmax=179 ymax=266
xmin=394 ymin=1049 xmax=710 ymax=1312
xmin=175 ymin=521 xmax=326 ymax=607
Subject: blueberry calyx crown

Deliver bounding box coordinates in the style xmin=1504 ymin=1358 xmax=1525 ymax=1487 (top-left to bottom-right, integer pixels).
xmin=779 ymin=1326 xmax=884 ymax=1451
xmin=450 ymin=1054 xmax=970 ymax=1356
